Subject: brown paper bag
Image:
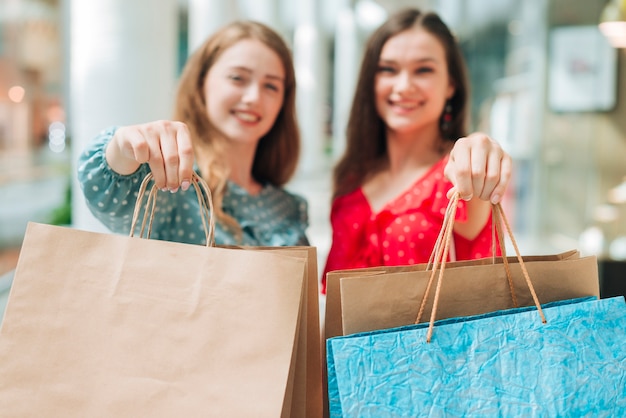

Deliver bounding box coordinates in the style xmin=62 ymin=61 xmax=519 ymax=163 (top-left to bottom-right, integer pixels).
xmin=232 ymin=245 xmax=323 ymax=418
xmin=324 ymin=250 xmax=582 ymax=339
xmin=0 ymin=223 xmax=308 ymax=417
xmin=0 ymin=173 xmax=314 ymax=417
xmin=339 ymin=254 xmax=599 ymax=336
xmin=327 ymin=197 xmax=599 ymax=338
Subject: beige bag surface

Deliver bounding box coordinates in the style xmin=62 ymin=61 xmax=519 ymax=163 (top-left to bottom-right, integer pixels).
xmin=325 ymin=196 xmax=599 ymax=339
xmin=236 ymin=245 xmax=323 ymax=418
xmin=0 ymin=174 xmax=313 ymax=417
xmin=339 ymin=254 xmax=599 ymax=336
xmin=325 ymin=250 xmax=584 ymax=339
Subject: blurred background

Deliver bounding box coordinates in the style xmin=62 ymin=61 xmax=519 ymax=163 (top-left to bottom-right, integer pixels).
xmin=1 ymin=0 xmax=626 ymax=298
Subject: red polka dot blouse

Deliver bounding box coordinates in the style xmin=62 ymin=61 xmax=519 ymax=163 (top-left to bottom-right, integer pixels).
xmin=321 ymin=156 xmax=498 ymax=294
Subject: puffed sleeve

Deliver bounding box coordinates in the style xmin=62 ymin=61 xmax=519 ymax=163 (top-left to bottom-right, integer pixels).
xmin=76 ymin=126 xmax=151 ymax=234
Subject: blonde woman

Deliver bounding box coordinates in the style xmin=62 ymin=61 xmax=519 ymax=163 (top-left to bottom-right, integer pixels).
xmin=78 ymin=21 xmax=308 ymax=246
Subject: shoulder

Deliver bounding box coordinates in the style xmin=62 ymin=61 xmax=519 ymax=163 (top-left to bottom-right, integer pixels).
xmin=267 ymin=184 xmax=307 ymax=208
xmin=332 ymin=187 xmax=365 ymax=209
xmin=223 ymin=183 xmax=310 ymax=245
xmin=330 ymin=187 xmax=368 ymax=223
xmin=225 ymin=182 xmax=308 ymax=222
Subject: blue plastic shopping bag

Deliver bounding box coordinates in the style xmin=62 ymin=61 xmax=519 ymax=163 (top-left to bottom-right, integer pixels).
xmin=326 ymin=296 xmax=626 ymax=417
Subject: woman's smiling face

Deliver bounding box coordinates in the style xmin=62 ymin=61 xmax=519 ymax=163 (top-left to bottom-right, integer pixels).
xmin=374 ymin=27 xmax=455 ymax=137
xmin=203 ymin=38 xmax=285 ymax=147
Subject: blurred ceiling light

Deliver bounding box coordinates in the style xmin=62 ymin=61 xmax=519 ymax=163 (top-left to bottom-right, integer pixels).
xmin=578 ymin=226 xmax=605 ymax=256
xmin=355 ymin=0 xmax=387 ymax=31
xmin=594 ymin=204 xmax=620 ymax=223
xmin=608 ymin=178 xmax=626 ymax=204
xmin=7 ymin=85 xmax=25 ymax=103
xmin=609 ymin=236 xmax=626 ymax=260
xmin=599 ymin=0 xmax=626 ymax=48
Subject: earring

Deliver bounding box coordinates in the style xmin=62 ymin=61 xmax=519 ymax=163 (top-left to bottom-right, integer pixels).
xmin=441 ymin=101 xmax=453 ymax=133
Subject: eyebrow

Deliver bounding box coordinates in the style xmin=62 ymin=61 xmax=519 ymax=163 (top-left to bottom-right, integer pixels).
xmin=378 ymin=57 xmax=438 ymax=65
xmin=229 ymin=66 xmax=285 ymax=82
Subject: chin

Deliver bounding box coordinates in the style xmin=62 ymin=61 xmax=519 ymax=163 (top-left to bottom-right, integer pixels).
xmin=387 ymin=123 xmax=419 ymax=134
xmin=227 ymin=132 xmax=263 ymax=145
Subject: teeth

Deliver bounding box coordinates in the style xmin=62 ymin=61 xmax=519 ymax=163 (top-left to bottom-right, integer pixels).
xmin=389 ymin=99 xmax=418 ymax=108
xmin=235 ymin=112 xmax=258 ymax=122
xmin=393 ymin=103 xmax=417 ymax=110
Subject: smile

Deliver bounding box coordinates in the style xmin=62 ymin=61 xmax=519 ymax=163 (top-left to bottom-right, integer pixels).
xmin=233 ymin=110 xmax=261 ymax=123
xmin=388 ymin=100 xmax=421 ymax=112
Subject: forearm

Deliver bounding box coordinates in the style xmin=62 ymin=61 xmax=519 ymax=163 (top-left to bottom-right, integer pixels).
xmin=453 ymin=198 xmax=492 ymax=241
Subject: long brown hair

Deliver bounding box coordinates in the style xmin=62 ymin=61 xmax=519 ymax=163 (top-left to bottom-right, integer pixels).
xmin=332 ymin=8 xmax=470 ymax=199
xmin=173 ymin=21 xmax=300 ymax=231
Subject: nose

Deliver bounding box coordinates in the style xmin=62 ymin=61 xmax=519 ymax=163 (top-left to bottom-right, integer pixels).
xmin=242 ymin=82 xmax=261 ymax=103
xmin=394 ymin=71 xmax=415 ymax=93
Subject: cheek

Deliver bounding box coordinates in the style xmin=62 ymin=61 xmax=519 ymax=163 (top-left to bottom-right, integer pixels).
xmin=431 ymin=84 xmax=452 ymax=108
xmin=203 ymin=79 xmax=218 ymax=119
xmin=205 ymin=85 xmax=236 ymax=120
xmin=266 ymin=95 xmax=285 ymax=121
xmin=427 ymin=78 xmax=452 ymax=98
xmin=415 ymin=78 xmax=438 ymax=94
xmin=374 ymin=77 xmax=390 ymax=97
xmin=205 ymin=95 xmax=222 ymax=123
xmin=374 ymin=79 xmax=390 ymax=106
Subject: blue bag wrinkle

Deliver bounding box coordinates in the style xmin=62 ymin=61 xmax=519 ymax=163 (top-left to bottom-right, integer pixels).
xmin=327 ymin=296 xmax=626 ymax=417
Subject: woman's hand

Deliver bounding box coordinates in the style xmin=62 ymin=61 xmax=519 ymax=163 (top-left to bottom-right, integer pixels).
xmin=105 ymin=120 xmax=195 ymax=192
xmin=444 ymin=132 xmax=512 ymax=204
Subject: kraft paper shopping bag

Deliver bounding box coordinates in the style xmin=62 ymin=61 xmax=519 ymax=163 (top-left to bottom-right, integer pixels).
xmin=324 ymin=193 xmax=597 ymax=339
xmin=136 ymin=172 xmax=324 ymax=417
xmin=338 ymin=253 xmax=598 ymax=336
xmin=231 ymin=245 xmax=323 ymax=418
xmin=324 ymin=249 xmax=583 ymax=339
xmin=0 ymin=173 xmax=310 ymax=417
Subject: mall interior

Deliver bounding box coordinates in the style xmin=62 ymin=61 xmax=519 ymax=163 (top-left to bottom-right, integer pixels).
xmin=1 ymin=0 xmax=626 ymax=314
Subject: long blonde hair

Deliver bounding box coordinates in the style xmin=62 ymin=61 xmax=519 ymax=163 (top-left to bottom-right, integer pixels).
xmin=173 ymin=21 xmax=300 ymax=232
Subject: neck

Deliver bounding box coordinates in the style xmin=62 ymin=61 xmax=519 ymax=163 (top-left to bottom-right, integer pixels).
xmin=385 ymin=125 xmax=448 ymax=176
xmin=224 ymin=141 xmax=262 ymax=195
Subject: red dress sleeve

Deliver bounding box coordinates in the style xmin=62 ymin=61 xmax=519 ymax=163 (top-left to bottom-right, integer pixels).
xmin=321 ymin=190 xmax=372 ymax=293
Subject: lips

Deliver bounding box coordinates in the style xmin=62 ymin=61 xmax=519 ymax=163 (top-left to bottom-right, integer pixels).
xmin=233 ymin=110 xmax=261 ymax=123
xmin=388 ymin=99 xmax=421 ymax=113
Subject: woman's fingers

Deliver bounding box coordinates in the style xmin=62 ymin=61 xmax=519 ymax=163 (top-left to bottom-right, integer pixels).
xmin=446 ymin=133 xmax=511 ymax=204
xmin=487 ymin=150 xmax=512 ymax=204
xmin=106 ymin=126 xmax=148 ymax=176
xmin=446 ymin=136 xmax=475 ymax=201
xmin=114 ymin=121 xmax=195 ymax=191
xmin=154 ymin=122 xmax=181 ymax=191
xmin=174 ymin=123 xmax=194 ymax=191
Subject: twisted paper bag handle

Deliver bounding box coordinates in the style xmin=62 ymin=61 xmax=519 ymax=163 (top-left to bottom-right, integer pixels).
xmin=415 ymin=193 xmax=546 ymax=343
xmin=130 ymin=172 xmax=216 ymax=247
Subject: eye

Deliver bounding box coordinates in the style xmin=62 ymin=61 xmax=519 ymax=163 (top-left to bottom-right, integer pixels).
xmin=264 ymin=82 xmax=280 ymax=92
xmin=415 ymin=66 xmax=434 ymax=74
xmin=377 ymin=65 xmax=396 ymax=74
xmin=228 ymin=73 xmax=246 ymax=83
